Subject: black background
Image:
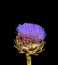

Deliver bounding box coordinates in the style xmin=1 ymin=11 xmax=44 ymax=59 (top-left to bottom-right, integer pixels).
xmin=0 ymin=6 xmax=57 ymax=65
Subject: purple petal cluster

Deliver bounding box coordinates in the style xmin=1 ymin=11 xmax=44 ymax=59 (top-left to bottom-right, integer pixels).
xmin=16 ymin=23 xmax=46 ymax=43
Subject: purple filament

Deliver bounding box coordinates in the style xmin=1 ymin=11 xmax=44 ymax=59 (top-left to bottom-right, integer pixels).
xmin=16 ymin=23 xmax=46 ymax=43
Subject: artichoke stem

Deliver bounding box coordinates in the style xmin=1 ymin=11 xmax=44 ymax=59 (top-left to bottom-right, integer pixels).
xmin=26 ymin=54 xmax=32 ymax=65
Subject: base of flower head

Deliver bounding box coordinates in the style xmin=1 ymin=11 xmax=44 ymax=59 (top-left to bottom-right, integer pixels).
xmin=14 ymin=36 xmax=46 ymax=56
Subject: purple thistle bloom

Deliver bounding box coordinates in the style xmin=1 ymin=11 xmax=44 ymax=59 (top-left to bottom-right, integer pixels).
xmin=16 ymin=23 xmax=46 ymax=43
